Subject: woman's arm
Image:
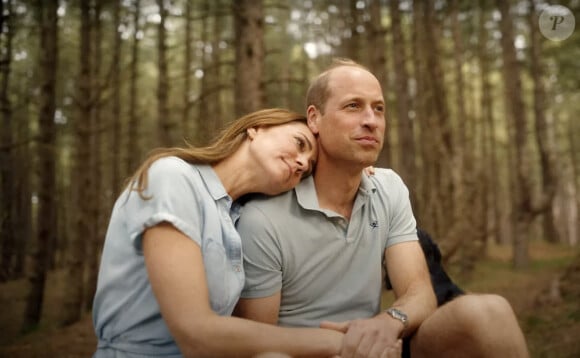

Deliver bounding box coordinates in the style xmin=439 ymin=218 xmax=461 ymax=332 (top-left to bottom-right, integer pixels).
xmin=143 ymin=223 xmax=342 ymax=358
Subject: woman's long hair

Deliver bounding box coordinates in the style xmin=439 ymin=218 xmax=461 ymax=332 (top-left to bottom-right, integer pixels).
xmin=126 ymin=108 xmax=307 ymax=199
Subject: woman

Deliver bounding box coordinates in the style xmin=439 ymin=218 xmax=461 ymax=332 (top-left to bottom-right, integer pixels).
xmin=92 ymin=109 xmax=342 ymax=357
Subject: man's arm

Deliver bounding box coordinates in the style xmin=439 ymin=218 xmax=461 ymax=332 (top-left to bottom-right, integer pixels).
xmin=384 ymin=240 xmax=437 ymax=337
xmin=234 ymin=292 xmax=281 ymax=325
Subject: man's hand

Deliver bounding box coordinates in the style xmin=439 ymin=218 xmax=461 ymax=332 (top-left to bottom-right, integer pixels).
xmin=321 ymin=316 xmax=403 ymax=358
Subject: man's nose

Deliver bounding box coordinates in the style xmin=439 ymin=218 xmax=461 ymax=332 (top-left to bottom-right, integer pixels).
xmin=362 ymin=107 xmax=380 ymax=130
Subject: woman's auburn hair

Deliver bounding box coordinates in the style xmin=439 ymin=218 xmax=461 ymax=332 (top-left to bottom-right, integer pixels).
xmin=126 ymin=108 xmax=307 ymax=199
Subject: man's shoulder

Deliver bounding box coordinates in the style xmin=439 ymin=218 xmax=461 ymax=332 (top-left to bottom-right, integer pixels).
xmin=368 ymin=168 xmax=407 ymax=189
xmin=240 ymin=190 xmax=296 ymax=218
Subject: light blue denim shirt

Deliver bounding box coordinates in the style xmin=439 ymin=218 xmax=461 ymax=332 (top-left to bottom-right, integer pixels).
xmin=92 ymin=157 xmax=244 ymax=357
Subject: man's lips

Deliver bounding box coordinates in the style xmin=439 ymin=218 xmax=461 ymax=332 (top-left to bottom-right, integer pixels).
xmin=355 ymin=136 xmax=379 ymax=145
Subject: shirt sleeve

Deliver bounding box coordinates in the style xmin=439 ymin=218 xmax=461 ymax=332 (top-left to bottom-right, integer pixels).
xmin=123 ymin=157 xmax=203 ymax=252
xmin=237 ymin=201 xmax=284 ymax=298
xmin=376 ymin=169 xmax=418 ymax=248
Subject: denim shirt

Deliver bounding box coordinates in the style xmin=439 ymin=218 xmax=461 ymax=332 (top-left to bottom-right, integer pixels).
xmin=92 ymin=157 xmax=244 ymax=357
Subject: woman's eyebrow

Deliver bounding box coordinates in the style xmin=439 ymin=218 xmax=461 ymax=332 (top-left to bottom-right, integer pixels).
xmin=300 ymin=133 xmax=314 ymax=151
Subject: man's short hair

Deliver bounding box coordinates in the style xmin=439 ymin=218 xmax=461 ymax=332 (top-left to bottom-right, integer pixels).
xmin=305 ymin=58 xmax=371 ymax=114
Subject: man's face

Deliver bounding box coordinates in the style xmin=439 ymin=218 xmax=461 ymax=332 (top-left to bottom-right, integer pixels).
xmin=308 ymin=66 xmax=386 ymax=169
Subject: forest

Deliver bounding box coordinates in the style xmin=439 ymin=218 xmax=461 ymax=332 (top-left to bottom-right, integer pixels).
xmin=0 ymin=0 xmax=579 ymax=356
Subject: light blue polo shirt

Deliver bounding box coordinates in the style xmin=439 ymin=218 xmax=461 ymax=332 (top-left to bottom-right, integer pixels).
xmin=93 ymin=157 xmax=244 ymax=357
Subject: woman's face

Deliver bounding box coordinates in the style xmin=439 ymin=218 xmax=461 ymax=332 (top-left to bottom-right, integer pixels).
xmin=248 ymin=121 xmax=318 ymax=195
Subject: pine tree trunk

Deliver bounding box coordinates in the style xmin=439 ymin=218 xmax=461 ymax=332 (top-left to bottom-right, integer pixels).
xmin=126 ymin=0 xmax=141 ymax=174
xmin=182 ymin=0 xmax=193 ymax=136
xmin=156 ymin=0 xmax=171 ymax=146
xmin=497 ymin=0 xmax=532 ymax=269
xmin=111 ymin=0 xmax=123 ymax=198
xmin=85 ymin=1 xmax=103 ymax=313
xmin=389 ymin=0 xmax=416 ymax=201
xmin=0 ymin=0 xmax=15 ymax=282
xmin=233 ymin=0 xmax=264 ymax=117
xmin=368 ymin=0 xmax=391 ymax=168
xmin=22 ymin=0 xmax=58 ymax=331
xmin=527 ymin=0 xmax=560 ymax=243
xmin=63 ymin=0 xmax=92 ymax=325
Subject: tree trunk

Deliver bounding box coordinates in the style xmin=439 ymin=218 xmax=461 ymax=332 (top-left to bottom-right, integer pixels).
xmin=197 ymin=0 xmax=212 ymax=145
xmin=156 ymin=0 xmax=171 ymax=146
xmin=85 ymin=0 xmax=103 ymax=313
xmin=111 ymin=0 xmax=123 ymax=199
xmin=0 ymin=0 xmax=15 ymax=282
xmin=527 ymin=0 xmax=560 ymax=243
xmin=478 ymin=0 xmax=498 ymax=247
xmin=497 ymin=0 xmax=532 ymax=269
xmin=411 ymin=0 xmax=431 ymax=227
xmin=182 ymin=0 xmax=193 ymax=136
xmin=422 ymin=0 xmax=454 ymax=241
xmin=22 ymin=0 xmax=58 ymax=331
xmin=126 ymin=0 xmax=141 ymax=174
xmin=233 ymin=0 xmax=264 ymax=117
xmin=368 ymin=0 xmax=391 ymax=168
xmin=63 ymin=0 xmax=92 ymax=325
xmin=389 ymin=0 xmax=416 ymax=203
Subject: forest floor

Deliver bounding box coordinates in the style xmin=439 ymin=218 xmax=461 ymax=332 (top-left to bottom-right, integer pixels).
xmin=0 ymin=241 xmax=579 ymax=358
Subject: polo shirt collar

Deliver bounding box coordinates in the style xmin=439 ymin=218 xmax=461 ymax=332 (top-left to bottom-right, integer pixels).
xmin=195 ymin=164 xmax=232 ymax=202
xmin=295 ymin=173 xmax=378 ymax=212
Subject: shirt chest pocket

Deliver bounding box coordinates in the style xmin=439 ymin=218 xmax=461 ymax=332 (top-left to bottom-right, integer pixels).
xmin=203 ymin=239 xmax=243 ymax=315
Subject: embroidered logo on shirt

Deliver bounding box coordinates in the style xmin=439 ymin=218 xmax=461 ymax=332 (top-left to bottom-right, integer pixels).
xmin=370 ymin=221 xmax=378 ymax=229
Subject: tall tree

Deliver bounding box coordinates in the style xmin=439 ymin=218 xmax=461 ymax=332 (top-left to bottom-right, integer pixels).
xmin=126 ymin=0 xmax=142 ymax=174
xmin=110 ymin=0 xmax=123 ymax=198
xmin=478 ymin=0 xmax=500 ymax=245
xmin=527 ymin=0 xmax=560 ymax=242
xmin=368 ymin=0 xmax=391 ymax=168
xmin=156 ymin=0 xmax=171 ymax=146
xmin=497 ymin=0 xmax=532 ymax=268
xmin=233 ymin=0 xmax=264 ymax=116
xmin=197 ymin=0 xmax=213 ymax=144
xmin=389 ymin=0 xmax=416 ymax=199
xmin=182 ymin=0 xmax=193 ymax=136
xmin=22 ymin=0 xmax=58 ymax=331
xmin=63 ymin=0 xmax=93 ymax=325
xmin=85 ymin=0 xmax=104 ymax=312
xmin=0 ymin=0 xmax=15 ymax=281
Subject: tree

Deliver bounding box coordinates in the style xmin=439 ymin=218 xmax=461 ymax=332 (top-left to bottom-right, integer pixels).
xmin=389 ymin=0 xmax=416 ymax=200
xmin=0 ymin=0 xmax=15 ymax=281
xmin=233 ymin=0 xmax=264 ymax=116
xmin=156 ymin=0 xmax=172 ymax=146
xmin=126 ymin=0 xmax=142 ymax=175
xmin=497 ymin=0 xmax=532 ymax=268
xmin=22 ymin=0 xmax=58 ymax=331
xmin=63 ymin=0 xmax=93 ymax=325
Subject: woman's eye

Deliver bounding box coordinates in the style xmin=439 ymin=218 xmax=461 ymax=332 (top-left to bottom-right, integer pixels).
xmin=295 ymin=137 xmax=305 ymax=150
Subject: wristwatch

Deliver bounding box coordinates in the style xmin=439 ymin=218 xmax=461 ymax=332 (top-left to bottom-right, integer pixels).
xmin=385 ymin=307 xmax=409 ymax=328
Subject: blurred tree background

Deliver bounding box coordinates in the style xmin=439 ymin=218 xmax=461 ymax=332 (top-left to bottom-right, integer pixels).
xmin=0 ymin=0 xmax=579 ymax=340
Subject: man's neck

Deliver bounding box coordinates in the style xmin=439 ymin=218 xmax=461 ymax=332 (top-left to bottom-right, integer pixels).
xmin=313 ymin=159 xmax=364 ymax=219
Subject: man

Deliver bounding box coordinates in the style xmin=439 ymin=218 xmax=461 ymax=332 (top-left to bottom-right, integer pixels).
xmin=235 ymin=59 xmax=529 ymax=357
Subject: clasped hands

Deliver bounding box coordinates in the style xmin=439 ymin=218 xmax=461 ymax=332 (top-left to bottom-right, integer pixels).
xmin=321 ymin=316 xmax=403 ymax=358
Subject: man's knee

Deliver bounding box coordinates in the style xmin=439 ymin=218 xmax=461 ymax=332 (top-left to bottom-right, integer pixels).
xmin=431 ymin=294 xmax=516 ymax=335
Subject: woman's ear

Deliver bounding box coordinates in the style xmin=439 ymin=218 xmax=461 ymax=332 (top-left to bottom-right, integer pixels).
xmin=247 ymin=127 xmax=257 ymax=140
xmin=306 ymin=105 xmax=320 ymax=134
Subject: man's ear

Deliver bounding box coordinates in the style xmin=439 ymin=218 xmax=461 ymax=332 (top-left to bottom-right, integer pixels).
xmin=246 ymin=127 xmax=257 ymax=140
xmin=306 ymin=105 xmax=320 ymax=134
